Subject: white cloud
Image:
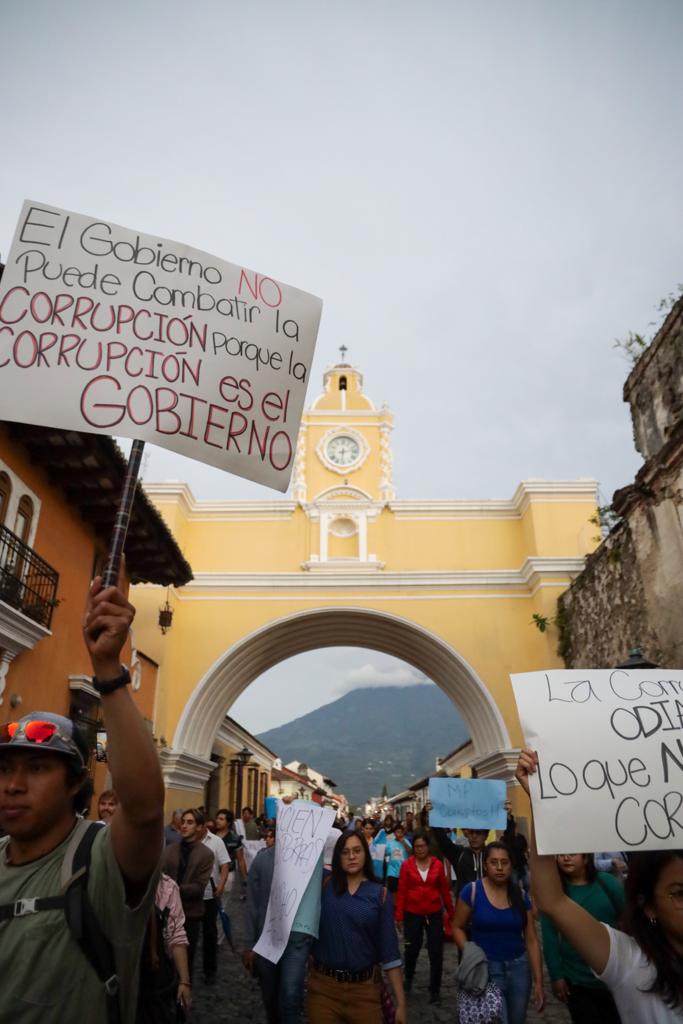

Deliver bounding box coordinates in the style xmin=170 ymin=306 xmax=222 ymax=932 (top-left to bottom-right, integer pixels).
xmin=231 ymin=648 xmax=430 ymax=732
xmin=347 ymin=662 xmax=423 ymax=687
xmin=333 ymin=661 xmax=426 ymax=696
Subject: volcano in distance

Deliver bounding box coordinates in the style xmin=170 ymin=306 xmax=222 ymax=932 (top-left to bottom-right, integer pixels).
xmin=256 ymin=683 xmax=470 ymax=809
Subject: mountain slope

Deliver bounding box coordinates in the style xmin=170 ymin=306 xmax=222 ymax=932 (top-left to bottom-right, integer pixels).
xmin=257 ymin=684 xmax=469 ymax=807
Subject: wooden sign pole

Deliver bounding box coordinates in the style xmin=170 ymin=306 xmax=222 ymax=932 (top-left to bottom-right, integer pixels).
xmin=101 ymin=439 xmax=146 ymax=588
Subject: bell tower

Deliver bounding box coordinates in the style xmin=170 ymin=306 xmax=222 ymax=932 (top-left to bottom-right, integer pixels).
xmin=293 ymin=350 xmax=394 ymax=567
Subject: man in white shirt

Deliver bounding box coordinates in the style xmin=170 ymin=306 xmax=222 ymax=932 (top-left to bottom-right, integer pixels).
xmin=200 ymin=822 xmax=229 ymax=984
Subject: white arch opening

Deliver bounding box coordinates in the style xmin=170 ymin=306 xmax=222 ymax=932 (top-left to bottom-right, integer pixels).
xmin=172 ymin=607 xmax=511 ymax=770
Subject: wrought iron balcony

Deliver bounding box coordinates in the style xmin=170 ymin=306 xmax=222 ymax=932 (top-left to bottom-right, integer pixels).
xmin=0 ymin=523 xmax=59 ymax=628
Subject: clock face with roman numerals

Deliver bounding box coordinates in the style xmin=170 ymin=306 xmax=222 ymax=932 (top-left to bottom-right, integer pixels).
xmin=326 ymin=435 xmax=361 ymax=467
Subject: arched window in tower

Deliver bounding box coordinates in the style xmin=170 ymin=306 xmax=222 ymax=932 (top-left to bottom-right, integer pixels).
xmin=0 ymin=473 xmax=11 ymax=526
xmin=14 ymin=495 xmax=33 ymax=545
xmin=339 ymin=375 xmax=347 ymax=391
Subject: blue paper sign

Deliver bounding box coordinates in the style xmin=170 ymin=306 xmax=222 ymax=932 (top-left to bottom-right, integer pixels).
xmin=264 ymin=796 xmax=278 ymax=820
xmin=428 ymin=777 xmax=507 ymax=829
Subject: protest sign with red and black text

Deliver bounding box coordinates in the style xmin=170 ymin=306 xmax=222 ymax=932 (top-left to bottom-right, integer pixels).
xmin=0 ymin=201 xmax=323 ymax=491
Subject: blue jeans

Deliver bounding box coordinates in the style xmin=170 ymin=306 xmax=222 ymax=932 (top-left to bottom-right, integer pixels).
xmin=256 ymin=931 xmax=313 ymax=1024
xmin=488 ymin=955 xmax=531 ymax=1024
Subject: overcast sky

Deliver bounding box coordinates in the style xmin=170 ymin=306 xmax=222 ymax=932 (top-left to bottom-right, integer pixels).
xmin=2 ymin=1 xmax=682 ymax=732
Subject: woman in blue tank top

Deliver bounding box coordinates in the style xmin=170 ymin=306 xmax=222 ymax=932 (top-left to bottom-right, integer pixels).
xmin=453 ymin=841 xmax=545 ymax=1024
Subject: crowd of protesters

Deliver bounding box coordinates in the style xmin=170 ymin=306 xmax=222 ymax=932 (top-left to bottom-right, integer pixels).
xmin=234 ymin=799 xmax=683 ymax=1024
xmin=0 ymin=573 xmax=682 ymax=1023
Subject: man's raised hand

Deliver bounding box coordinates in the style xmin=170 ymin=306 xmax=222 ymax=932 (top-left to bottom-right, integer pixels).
xmin=83 ymin=561 xmax=135 ymax=677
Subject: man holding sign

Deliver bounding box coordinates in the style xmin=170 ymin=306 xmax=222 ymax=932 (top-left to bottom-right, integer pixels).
xmin=0 ymin=571 xmax=164 ymax=1024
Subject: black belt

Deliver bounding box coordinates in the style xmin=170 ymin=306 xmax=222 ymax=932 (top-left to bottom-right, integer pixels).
xmin=313 ymin=961 xmax=377 ymax=983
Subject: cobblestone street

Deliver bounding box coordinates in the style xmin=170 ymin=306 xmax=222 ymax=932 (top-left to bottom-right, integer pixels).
xmin=191 ymin=886 xmax=570 ymax=1024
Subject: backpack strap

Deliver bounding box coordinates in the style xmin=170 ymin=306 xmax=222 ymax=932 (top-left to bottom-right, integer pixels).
xmin=0 ymin=894 xmax=66 ymax=921
xmin=63 ymin=822 xmax=122 ymax=1024
xmin=60 ymin=817 xmax=93 ymax=889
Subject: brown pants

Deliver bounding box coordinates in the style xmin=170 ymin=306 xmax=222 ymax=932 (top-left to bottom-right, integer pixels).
xmin=307 ymin=969 xmax=382 ymax=1024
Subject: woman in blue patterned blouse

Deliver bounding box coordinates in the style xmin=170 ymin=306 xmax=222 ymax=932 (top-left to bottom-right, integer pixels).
xmin=308 ymin=830 xmax=406 ymax=1023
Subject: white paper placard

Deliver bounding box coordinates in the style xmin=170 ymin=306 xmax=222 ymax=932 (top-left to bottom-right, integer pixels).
xmin=511 ymin=669 xmax=683 ymax=854
xmin=242 ymin=838 xmax=266 ymax=870
xmin=253 ymin=800 xmax=335 ymax=964
xmin=0 ymin=201 xmax=323 ymax=491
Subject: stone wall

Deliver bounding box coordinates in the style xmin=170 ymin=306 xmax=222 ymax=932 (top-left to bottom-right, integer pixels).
xmin=625 ymin=301 xmax=683 ymax=460
xmin=558 ymin=519 xmax=662 ymax=667
xmin=559 ymin=298 xmax=683 ymax=669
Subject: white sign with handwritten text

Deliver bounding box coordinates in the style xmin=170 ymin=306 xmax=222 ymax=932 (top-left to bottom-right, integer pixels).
xmin=511 ymin=669 xmax=683 ymax=854
xmin=0 ymin=201 xmax=323 ymax=491
xmin=253 ymin=800 xmax=335 ymax=964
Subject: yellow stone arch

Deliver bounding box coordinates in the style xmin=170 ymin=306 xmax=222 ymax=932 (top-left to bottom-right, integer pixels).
xmin=173 ymin=606 xmax=510 ymax=759
xmin=133 ymin=358 xmax=598 ymax=806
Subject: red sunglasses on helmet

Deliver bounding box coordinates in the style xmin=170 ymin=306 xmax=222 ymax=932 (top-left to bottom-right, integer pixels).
xmin=1 ymin=720 xmax=61 ymax=744
xmin=0 ymin=715 xmax=89 ymax=768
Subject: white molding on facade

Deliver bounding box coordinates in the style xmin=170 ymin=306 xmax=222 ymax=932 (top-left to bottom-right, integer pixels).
xmin=309 ymin=486 xmax=377 ymax=504
xmin=159 ymin=748 xmax=216 ymax=792
xmin=389 ymin=502 xmax=520 ymax=520
xmin=173 ymin=606 xmax=512 ymax=763
xmin=328 ymin=516 xmax=358 ymax=538
xmin=470 ymin=748 xmax=521 ymax=783
xmin=142 ymin=479 xmax=597 ymax=522
xmin=389 ymin=480 xmax=598 ymax=520
xmin=322 ymin=363 xmax=364 ymax=387
xmin=142 ymin=482 xmax=195 ymax=517
xmin=306 ymin=500 xmax=384 ymax=524
xmin=300 ymin=558 xmax=386 ymax=573
xmin=215 ymin=720 xmax=277 ymax=770
xmin=0 ymin=457 xmax=42 ymax=551
xmin=171 ymin=557 xmax=584 ymax=593
xmin=0 ymin=651 xmax=13 ymax=706
xmin=0 ymin=601 xmax=51 ymax=656
xmin=439 ymin=741 xmax=475 ymax=775
xmin=511 ymin=479 xmax=598 ymax=514
xmin=379 ymin=422 xmax=395 ymax=501
xmin=307 ymin=412 xmax=381 ymax=420
xmin=0 ymin=604 xmax=51 ymax=705
xmin=173 ymin=593 xmax=543 ymax=602
xmin=190 ymin=504 xmax=297 ymax=521
xmin=143 ymin=483 xmax=298 ymax=521
xmin=520 ymin=557 xmax=585 ymax=588
xmin=292 ymin=424 xmax=307 ymax=503
xmin=68 ymin=674 xmax=100 ymax=700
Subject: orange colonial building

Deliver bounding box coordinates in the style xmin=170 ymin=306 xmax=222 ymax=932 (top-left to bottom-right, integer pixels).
xmin=0 ymin=422 xmax=192 ymax=802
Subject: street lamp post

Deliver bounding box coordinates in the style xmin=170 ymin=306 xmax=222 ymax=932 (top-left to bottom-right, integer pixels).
xmin=617 ymin=647 xmax=658 ymax=669
xmin=236 ymin=745 xmax=253 ymax=815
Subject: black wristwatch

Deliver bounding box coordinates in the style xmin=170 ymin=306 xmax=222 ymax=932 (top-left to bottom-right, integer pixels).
xmin=92 ymin=666 xmax=131 ymax=695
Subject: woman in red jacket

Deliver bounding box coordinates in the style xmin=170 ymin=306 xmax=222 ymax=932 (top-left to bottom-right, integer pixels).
xmin=395 ymin=830 xmax=454 ymax=1004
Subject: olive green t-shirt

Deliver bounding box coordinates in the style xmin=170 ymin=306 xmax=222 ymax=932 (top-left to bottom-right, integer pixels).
xmin=0 ymin=822 xmax=159 ymax=1023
